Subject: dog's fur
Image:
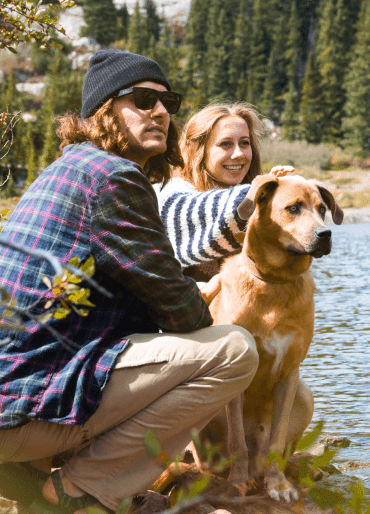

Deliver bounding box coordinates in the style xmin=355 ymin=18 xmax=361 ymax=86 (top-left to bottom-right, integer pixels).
xmin=197 ymin=174 xmax=343 ymax=502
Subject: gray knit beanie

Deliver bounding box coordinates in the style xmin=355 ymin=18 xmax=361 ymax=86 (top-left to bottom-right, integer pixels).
xmin=81 ymin=50 xmax=171 ymax=119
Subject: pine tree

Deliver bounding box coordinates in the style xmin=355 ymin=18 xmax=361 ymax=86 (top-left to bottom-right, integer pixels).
xmin=296 ymin=0 xmax=320 ymax=62
xmin=283 ymin=80 xmax=299 ymax=141
xmin=144 ymin=0 xmax=161 ymax=42
xmin=61 ymin=73 xmax=84 ymax=114
xmin=191 ymin=74 xmax=209 ymax=111
xmin=342 ymin=0 xmax=370 ymax=155
xmin=37 ymin=51 xmax=67 ymax=146
xmin=264 ymin=0 xmax=289 ymax=38
xmin=154 ymin=21 xmax=171 ymax=76
xmin=167 ymin=30 xmax=183 ymax=94
xmin=228 ymin=0 xmax=250 ymax=101
xmin=0 ymin=73 xmax=25 ymax=169
xmin=182 ymin=0 xmax=213 ymax=94
xmin=127 ymin=2 xmax=149 ymax=55
xmin=117 ymin=3 xmax=130 ymax=41
xmin=247 ymin=0 xmax=270 ymax=107
xmin=147 ymin=34 xmax=157 ymax=62
xmin=37 ymin=52 xmax=82 ymax=168
xmin=0 ymin=72 xmax=22 ymax=114
xmin=82 ymin=0 xmax=118 ymax=47
xmin=23 ymin=123 xmax=34 ymax=167
xmin=205 ymin=0 xmax=231 ymax=100
xmin=47 ymin=47 xmax=69 ymax=77
xmin=298 ymin=51 xmax=324 ymax=143
xmin=205 ymin=0 xmax=239 ymax=100
xmin=285 ymin=1 xmax=301 ymax=86
xmin=39 ymin=84 xmax=58 ymax=169
xmin=316 ymin=0 xmax=352 ymax=143
xmin=154 ymin=22 xmax=182 ymax=93
xmin=260 ymin=50 xmax=282 ymax=122
xmin=40 ymin=115 xmax=59 ymax=169
xmin=24 ymin=124 xmax=38 ymax=190
xmin=267 ymin=10 xmax=289 ymax=101
xmin=15 ymin=118 xmax=28 ymax=167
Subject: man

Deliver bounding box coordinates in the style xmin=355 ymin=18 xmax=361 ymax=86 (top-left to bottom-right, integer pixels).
xmin=0 ymin=50 xmax=258 ymax=514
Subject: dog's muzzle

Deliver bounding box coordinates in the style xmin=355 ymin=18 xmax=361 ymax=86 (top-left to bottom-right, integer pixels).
xmin=309 ymin=228 xmax=332 ymax=258
xmin=287 ymin=228 xmax=332 ymax=258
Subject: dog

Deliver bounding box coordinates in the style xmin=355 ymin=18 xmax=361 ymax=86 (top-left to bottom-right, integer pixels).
xmin=196 ymin=174 xmax=344 ymax=502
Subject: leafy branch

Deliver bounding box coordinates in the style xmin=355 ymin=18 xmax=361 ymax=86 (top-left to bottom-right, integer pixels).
xmin=0 ymin=0 xmax=75 ymax=53
xmin=0 ymin=244 xmax=113 ymax=353
xmin=0 ymin=110 xmax=22 ymax=164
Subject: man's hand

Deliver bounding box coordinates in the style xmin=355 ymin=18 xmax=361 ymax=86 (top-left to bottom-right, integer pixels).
xmin=269 ymin=165 xmax=295 ymax=177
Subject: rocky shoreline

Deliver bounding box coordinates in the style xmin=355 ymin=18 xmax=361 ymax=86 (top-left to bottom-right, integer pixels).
xmin=327 ymin=207 xmax=370 ymax=225
xmin=340 ymin=208 xmax=370 ymax=225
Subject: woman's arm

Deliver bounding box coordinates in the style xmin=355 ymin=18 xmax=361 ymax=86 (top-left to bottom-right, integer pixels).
xmin=154 ymin=178 xmax=250 ymax=267
xmin=154 ymin=167 xmax=295 ymax=268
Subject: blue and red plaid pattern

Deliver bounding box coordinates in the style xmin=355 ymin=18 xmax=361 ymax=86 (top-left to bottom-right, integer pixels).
xmin=0 ymin=142 xmax=212 ymax=429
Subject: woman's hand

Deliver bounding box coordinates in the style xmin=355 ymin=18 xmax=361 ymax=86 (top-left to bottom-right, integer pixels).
xmin=197 ymin=274 xmax=221 ymax=306
xmin=269 ymin=165 xmax=295 ymax=177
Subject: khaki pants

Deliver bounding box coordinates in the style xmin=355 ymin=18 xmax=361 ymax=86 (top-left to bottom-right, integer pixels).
xmin=0 ymin=325 xmax=258 ymax=511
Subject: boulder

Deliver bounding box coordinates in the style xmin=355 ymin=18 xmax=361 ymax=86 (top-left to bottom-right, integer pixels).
xmin=320 ymin=436 xmax=351 ymax=448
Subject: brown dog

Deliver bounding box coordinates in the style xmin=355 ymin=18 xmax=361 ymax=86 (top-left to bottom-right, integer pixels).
xmin=198 ymin=174 xmax=344 ymax=502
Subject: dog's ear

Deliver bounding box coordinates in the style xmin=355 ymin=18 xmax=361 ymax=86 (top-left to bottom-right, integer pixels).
xmin=311 ymin=181 xmax=344 ymax=225
xmin=237 ymin=175 xmax=279 ymax=220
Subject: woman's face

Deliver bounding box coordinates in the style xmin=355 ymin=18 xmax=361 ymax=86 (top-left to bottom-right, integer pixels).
xmin=204 ymin=115 xmax=252 ymax=186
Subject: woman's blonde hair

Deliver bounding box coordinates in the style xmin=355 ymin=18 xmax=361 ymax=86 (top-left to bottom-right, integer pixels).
xmin=57 ymin=98 xmax=183 ymax=186
xmin=176 ymin=102 xmax=265 ymax=191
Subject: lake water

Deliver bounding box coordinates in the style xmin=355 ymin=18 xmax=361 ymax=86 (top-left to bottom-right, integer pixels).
xmin=300 ymin=223 xmax=370 ymax=483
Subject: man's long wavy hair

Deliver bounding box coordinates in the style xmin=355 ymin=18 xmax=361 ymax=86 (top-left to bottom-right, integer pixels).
xmin=174 ymin=103 xmax=265 ymax=191
xmin=57 ymin=98 xmax=183 ymax=186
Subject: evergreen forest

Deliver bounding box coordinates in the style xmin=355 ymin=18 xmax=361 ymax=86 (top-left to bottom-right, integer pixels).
xmin=1 ymin=0 xmax=370 ymax=198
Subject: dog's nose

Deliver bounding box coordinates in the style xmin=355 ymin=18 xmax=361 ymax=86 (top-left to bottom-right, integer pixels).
xmin=315 ymin=228 xmax=332 ymax=241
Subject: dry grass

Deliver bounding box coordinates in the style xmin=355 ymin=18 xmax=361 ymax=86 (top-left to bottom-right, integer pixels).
xmin=333 ymin=177 xmax=360 ymax=186
xmin=260 ymin=139 xmax=370 ymax=209
xmin=260 ymin=139 xmax=335 ymax=172
xmin=334 ymin=189 xmax=370 ymax=209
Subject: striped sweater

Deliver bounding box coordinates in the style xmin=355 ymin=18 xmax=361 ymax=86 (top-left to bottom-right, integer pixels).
xmin=153 ymin=177 xmax=250 ymax=268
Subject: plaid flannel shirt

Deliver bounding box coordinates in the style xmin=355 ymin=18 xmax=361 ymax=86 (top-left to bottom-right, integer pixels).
xmin=0 ymin=142 xmax=212 ymax=430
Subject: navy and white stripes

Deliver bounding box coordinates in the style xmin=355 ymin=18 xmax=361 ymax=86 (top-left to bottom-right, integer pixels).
xmin=153 ymin=178 xmax=250 ymax=267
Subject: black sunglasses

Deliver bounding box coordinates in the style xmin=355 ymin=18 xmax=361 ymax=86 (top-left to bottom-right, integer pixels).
xmin=116 ymin=86 xmax=182 ymax=115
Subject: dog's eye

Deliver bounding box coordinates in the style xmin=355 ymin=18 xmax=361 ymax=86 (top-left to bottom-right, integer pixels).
xmin=319 ymin=206 xmax=326 ymax=216
xmin=287 ymin=205 xmax=299 ymax=213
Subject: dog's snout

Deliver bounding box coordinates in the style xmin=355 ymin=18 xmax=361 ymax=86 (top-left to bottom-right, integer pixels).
xmin=309 ymin=227 xmax=332 ymax=258
xmin=315 ymin=228 xmax=332 ymax=241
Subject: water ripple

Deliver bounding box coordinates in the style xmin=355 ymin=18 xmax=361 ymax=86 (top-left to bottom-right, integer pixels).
xmin=300 ymin=223 xmax=370 ymax=469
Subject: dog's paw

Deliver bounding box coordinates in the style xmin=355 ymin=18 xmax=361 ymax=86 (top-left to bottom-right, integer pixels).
xmin=228 ymin=457 xmax=250 ymax=496
xmin=229 ymin=476 xmax=260 ymax=497
xmin=267 ymin=486 xmax=299 ymax=503
xmin=234 ymin=482 xmax=248 ymax=496
xmin=264 ymin=463 xmax=299 ymax=503
xmin=228 ymin=471 xmax=249 ymax=496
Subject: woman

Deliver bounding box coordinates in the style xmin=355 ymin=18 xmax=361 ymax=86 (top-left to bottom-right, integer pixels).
xmin=154 ymin=102 xmax=291 ymax=279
